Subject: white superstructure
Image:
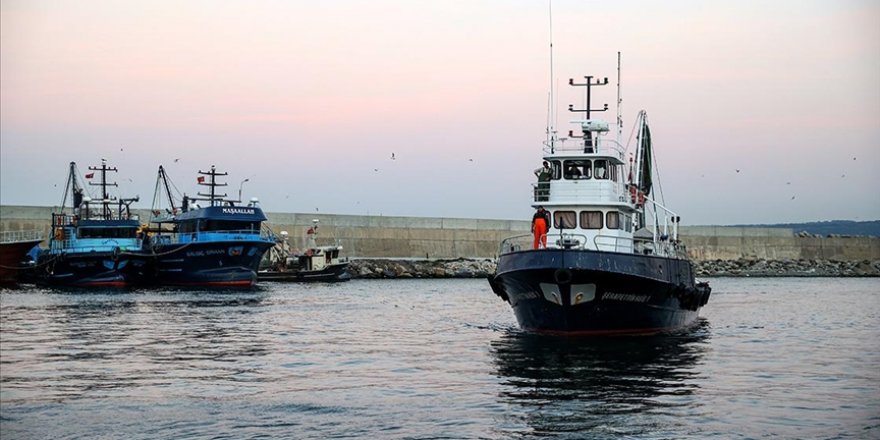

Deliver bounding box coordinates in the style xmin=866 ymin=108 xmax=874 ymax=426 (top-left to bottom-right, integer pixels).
xmin=508 ymin=72 xmax=685 ymax=259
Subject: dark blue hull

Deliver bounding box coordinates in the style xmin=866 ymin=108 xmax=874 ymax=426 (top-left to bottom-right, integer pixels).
xmin=149 ymin=241 xmax=274 ymax=287
xmin=488 ymin=249 xmax=710 ymax=334
xmin=37 ymin=251 xmax=151 ymax=288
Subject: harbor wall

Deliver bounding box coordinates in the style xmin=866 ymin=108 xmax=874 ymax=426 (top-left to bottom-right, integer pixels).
xmin=2 ymin=205 xmax=879 ymax=262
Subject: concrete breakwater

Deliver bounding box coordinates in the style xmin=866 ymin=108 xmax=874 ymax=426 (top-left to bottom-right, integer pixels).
xmin=348 ymin=258 xmax=880 ymax=278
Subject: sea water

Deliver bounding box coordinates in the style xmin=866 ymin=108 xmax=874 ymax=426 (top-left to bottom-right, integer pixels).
xmin=1 ymin=278 xmax=878 ymax=439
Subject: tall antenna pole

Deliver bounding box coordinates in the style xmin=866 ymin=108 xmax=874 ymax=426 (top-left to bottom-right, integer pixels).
xmin=547 ymin=0 xmax=555 ymax=150
xmin=617 ymin=51 xmax=622 ymax=144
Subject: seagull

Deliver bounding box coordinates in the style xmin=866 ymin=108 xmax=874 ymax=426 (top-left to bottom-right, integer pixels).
xmin=120 ymin=147 xmax=124 ymax=152
xmin=841 ymin=174 xmax=846 ymax=178
xmin=468 ymin=158 xmax=474 ymax=162
xmin=786 ymin=182 xmax=791 ymax=185
xmin=735 ymin=169 xmax=741 ymax=173
xmin=128 ymin=178 xmax=133 ymax=182
xmin=791 ymin=196 xmax=796 ymax=200
xmin=853 ymin=157 xmax=857 ymax=161
xmin=374 ymin=168 xmax=379 ymax=172
xmin=174 ymin=158 xmax=181 ymax=163
xmin=391 ymin=153 xmax=396 ymax=160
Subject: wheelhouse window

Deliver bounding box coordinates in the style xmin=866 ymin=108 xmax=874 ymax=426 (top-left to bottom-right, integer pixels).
xmin=580 ymin=211 xmax=603 ymax=229
xmin=554 ymin=211 xmax=577 ymax=229
xmin=606 ymin=211 xmax=620 ymax=230
xmin=563 ymin=160 xmax=591 ymax=180
xmin=177 ymin=220 xmax=259 ymax=233
xmin=204 ymin=220 xmax=259 ymax=231
xmin=622 ymin=214 xmax=633 ymax=232
xmin=77 ymin=227 xmax=138 ymax=239
xmin=550 ymin=160 xmax=562 ymax=180
xmin=594 ymin=160 xmax=608 ymax=180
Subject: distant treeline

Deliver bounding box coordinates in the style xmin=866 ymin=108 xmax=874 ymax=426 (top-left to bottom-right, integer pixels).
xmin=730 ymin=220 xmax=880 ymax=237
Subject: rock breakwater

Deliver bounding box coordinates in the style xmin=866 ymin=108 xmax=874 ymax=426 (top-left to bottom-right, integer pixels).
xmin=347 ymin=258 xmax=880 ymax=278
xmin=695 ymin=258 xmax=880 ymax=277
xmin=349 ymin=259 xmax=495 ymax=279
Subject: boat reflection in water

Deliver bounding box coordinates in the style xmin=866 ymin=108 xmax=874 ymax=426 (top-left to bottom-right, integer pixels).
xmin=490 ymin=320 xmax=711 ymax=438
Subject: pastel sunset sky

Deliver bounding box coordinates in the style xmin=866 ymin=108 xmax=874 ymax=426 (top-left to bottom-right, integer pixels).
xmin=1 ymin=0 xmax=878 ymax=224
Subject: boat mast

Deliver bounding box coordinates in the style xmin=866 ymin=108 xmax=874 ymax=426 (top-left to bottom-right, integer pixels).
xmin=197 ymin=165 xmax=228 ymax=207
xmin=88 ymin=159 xmax=118 ymax=220
xmin=151 ymin=165 xmax=179 ymax=217
xmin=617 ymin=52 xmax=622 ymax=144
xmin=60 ymin=162 xmax=84 ymax=213
xmin=546 ymin=0 xmax=556 ymax=152
xmin=159 ymin=166 xmax=177 ymax=212
xmin=567 ymin=75 xmax=609 ymax=149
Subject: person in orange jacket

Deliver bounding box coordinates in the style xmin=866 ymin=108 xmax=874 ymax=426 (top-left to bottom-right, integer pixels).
xmin=532 ymin=206 xmax=550 ymax=249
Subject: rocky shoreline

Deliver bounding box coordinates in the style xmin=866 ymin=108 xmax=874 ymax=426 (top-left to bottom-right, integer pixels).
xmin=347 ymin=258 xmax=880 ymax=279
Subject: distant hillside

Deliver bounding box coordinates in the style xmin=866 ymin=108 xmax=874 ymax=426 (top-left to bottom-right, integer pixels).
xmin=731 ymin=220 xmax=880 ymax=237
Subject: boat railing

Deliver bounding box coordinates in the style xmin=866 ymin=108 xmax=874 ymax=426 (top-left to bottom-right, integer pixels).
xmin=51 ymin=213 xmax=78 ymax=228
xmin=643 ymin=199 xmax=681 ymax=242
xmin=533 ymin=180 xmax=627 ymax=204
xmin=0 ymin=229 xmax=43 ymax=244
xmin=632 ymin=236 xmax=688 ymax=259
xmin=50 ymin=238 xmax=143 ymax=253
xmin=594 ymin=234 xmax=635 ymax=253
xmin=499 ymin=232 xmax=589 ymax=255
xmin=551 ymin=232 xmax=588 ymax=250
xmin=152 ymin=229 xmax=275 ymax=245
xmin=544 ymin=138 xmax=626 ymax=159
xmin=499 ymin=234 xmax=534 ymax=255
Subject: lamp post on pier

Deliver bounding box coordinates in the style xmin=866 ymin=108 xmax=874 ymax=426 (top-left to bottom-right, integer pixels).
xmin=238 ymin=178 xmax=249 ymax=203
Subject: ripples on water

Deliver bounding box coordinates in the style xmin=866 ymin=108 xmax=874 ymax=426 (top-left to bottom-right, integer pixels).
xmin=1 ymin=278 xmax=878 ymax=439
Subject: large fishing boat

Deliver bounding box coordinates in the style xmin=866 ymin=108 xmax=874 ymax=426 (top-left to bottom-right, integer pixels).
xmin=0 ymin=230 xmax=42 ymax=285
xmin=37 ymin=161 xmax=148 ymax=287
xmin=258 ymin=219 xmax=350 ymax=282
xmin=145 ymin=165 xmax=275 ymax=287
xmin=487 ymin=62 xmax=710 ymax=334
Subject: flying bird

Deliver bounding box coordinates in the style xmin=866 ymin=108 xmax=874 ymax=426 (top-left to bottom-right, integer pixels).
xmin=391 ymin=153 xmax=396 ymax=160
xmin=791 ymin=196 xmax=796 ymax=200
xmin=735 ymin=169 xmax=741 ymax=173
xmin=786 ymin=182 xmax=791 ymax=185
xmin=841 ymin=174 xmax=846 ymax=178
xmin=174 ymin=158 xmax=181 ymax=163
xmin=468 ymin=158 xmax=474 ymax=162
xmin=374 ymin=168 xmax=379 ymax=172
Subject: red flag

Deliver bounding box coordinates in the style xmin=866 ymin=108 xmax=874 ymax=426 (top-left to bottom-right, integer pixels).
xmin=197 ymin=176 xmax=205 ymax=183
xmin=85 ymin=173 xmax=94 ymax=179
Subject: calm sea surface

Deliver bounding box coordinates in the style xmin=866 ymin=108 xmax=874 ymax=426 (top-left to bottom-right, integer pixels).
xmin=1 ymin=278 xmax=878 ymax=439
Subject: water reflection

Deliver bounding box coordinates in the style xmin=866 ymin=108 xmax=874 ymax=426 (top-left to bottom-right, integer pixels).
xmin=490 ymin=320 xmax=711 ymax=438
xmin=1 ymin=290 xmax=273 ymax=404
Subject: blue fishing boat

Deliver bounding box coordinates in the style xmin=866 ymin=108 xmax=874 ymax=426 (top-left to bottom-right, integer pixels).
xmin=37 ymin=161 xmax=148 ymax=287
xmin=146 ymin=165 xmax=275 ymax=287
xmin=487 ymin=59 xmax=710 ymax=335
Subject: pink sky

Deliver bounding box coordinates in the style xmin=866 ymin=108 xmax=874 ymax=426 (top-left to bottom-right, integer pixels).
xmin=2 ymin=0 xmax=878 ymax=224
